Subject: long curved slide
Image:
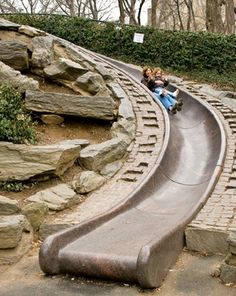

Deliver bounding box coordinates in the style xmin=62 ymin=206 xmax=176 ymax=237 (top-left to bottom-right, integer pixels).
xmin=39 ymin=59 xmax=226 ymax=288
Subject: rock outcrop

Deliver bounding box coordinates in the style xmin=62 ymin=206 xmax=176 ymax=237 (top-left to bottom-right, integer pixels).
xmin=0 ymin=17 xmax=136 ymax=262
xmin=0 ymin=40 xmax=29 ymax=70
xmin=22 ymin=203 xmax=49 ymax=232
xmin=79 ymin=137 xmax=128 ymax=172
xmin=0 ymin=61 xmax=39 ymax=92
xmin=217 ymin=232 xmax=236 ymax=285
xmin=71 ymin=171 xmax=106 ymax=194
xmin=0 ymin=196 xmax=20 ymax=215
xmin=0 ymin=139 xmax=86 ymax=181
xmin=0 ymin=16 xmax=136 ymax=198
xmin=31 ymin=35 xmax=54 ymax=74
xmin=25 ymin=90 xmax=117 ymax=120
xmin=0 ymin=215 xmax=30 ymax=249
xmin=26 ymin=184 xmax=81 ymax=211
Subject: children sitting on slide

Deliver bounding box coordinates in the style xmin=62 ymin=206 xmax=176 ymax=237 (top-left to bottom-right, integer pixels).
xmin=141 ymin=66 xmax=182 ymax=114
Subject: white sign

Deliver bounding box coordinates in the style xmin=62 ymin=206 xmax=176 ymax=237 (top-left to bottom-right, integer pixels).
xmin=133 ymin=33 xmax=144 ymax=43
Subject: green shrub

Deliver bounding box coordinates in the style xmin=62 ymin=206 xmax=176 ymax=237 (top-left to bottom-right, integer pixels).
xmin=3 ymin=14 xmax=236 ymax=89
xmin=0 ymin=181 xmax=25 ymax=192
xmin=5 ymin=15 xmax=235 ymax=72
xmin=0 ymin=84 xmax=37 ymax=144
xmin=0 ymin=180 xmax=37 ymax=192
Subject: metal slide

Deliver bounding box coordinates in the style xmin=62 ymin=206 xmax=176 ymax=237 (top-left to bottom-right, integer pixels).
xmin=39 ymin=58 xmax=226 ymax=288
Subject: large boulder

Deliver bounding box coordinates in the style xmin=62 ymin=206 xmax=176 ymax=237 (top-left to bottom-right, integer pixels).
xmin=26 ymin=184 xmax=81 ymax=211
xmin=31 ymin=35 xmax=54 ymax=74
xmin=71 ymin=171 xmax=106 ymax=194
xmin=43 ymin=58 xmax=88 ymax=81
xmin=22 ymin=203 xmax=49 ymax=231
xmin=25 ymin=90 xmax=117 ymax=120
xmin=100 ymin=160 xmax=124 ymax=177
xmin=19 ymin=25 xmax=47 ymax=37
xmin=111 ymin=118 xmax=136 ymax=145
xmin=95 ymin=64 xmax=113 ymax=80
xmin=117 ymin=94 xmax=135 ymax=121
xmin=79 ymin=137 xmax=128 ymax=172
xmin=0 ymin=18 xmax=20 ymax=31
xmin=107 ymin=82 xmax=127 ymax=100
xmin=0 ymin=231 xmax=33 ymax=265
xmin=75 ymin=71 xmax=108 ymax=95
xmin=0 ymin=61 xmax=39 ymax=93
xmin=0 ymin=215 xmax=29 ymax=249
xmin=0 ymin=139 xmax=84 ymax=181
xmin=218 ymin=232 xmax=236 ymax=285
xmin=0 ymin=40 xmax=29 ymax=70
xmin=0 ymin=196 xmax=20 ymax=215
xmin=53 ymin=39 xmax=96 ymax=71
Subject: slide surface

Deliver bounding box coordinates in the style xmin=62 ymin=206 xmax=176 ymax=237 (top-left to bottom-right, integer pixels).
xmin=39 ymin=58 xmax=226 ymax=288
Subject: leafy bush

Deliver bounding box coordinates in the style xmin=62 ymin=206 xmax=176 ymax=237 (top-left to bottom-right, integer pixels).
xmin=0 ymin=180 xmax=37 ymax=192
xmin=0 ymin=181 xmax=25 ymax=192
xmin=0 ymin=84 xmax=37 ymax=144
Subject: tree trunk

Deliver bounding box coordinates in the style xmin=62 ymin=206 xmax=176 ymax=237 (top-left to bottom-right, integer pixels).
xmin=151 ymin=0 xmax=159 ymax=27
xmin=190 ymin=0 xmax=197 ymax=31
xmin=174 ymin=0 xmax=184 ymax=30
xmin=157 ymin=0 xmax=165 ymax=28
xmin=184 ymin=0 xmax=197 ymax=31
xmin=89 ymin=0 xmax=99 ymax=20
xmin=129 ymin=0 xmax=137 ymax=24
xmin=137 ymin=0 xmax=146 ymax=25
xmin=184 ymin=0 xmax=191 ymax=30
xmin=206 ymin=0 xmax=224 ymax=33
xmin=224 ymin=0 xmax=235 ymax=35
xmin=118 ymin=0 xmax=138 ymax=25
xmin=70 ymin=0 xmax=76 ymax=16
xmin=118 ymin=0 xmax=126 ymax=23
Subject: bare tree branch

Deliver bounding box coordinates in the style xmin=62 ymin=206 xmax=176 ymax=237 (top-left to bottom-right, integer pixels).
xmin=137 ymin=0 xmax=146 ymax=25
